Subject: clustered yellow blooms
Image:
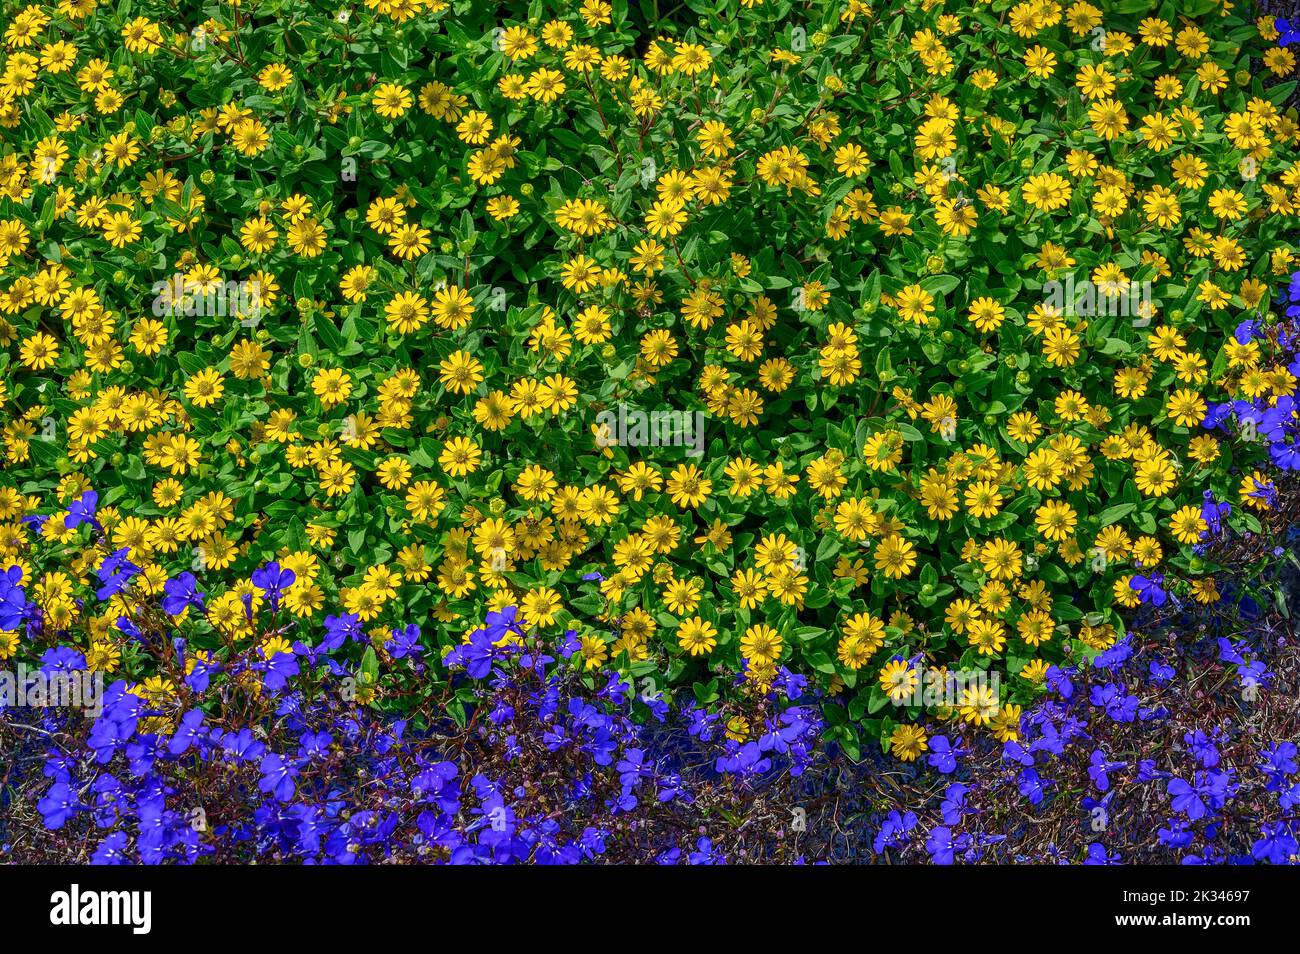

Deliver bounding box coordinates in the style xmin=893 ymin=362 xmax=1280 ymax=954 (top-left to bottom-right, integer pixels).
xmin=0 ymin=0 xmax=1297 ymax=759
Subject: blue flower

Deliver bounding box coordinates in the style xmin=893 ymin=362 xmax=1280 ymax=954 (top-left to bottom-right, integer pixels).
xmin=1217 ymin=637 xmax=1247 ymax=665
xmin=1168 ymin=777 xmax=1208 ymax=820
xmin=927 ymin=735 xmax=961 ymax=774
xmin=1088 ymin=749 xmax=1125 ymax=792
xmin=37 ymin=781 xmax=79 ymax=829
xmin=184 ymin=653 xmax=220 ymax=692
xmin=1157 ymin=820 xmax=1193 ymax=849
xmin=250 ymin=561 xmax=296 ymax=609
xmin=558 ymin=628 xmax=581 ymax=659
xmin=1045 ymin=664 xmax=1073 ymax=699
xmin=873 ymin=810 xmax=917 ymax=853
xmin=1093 ymin=636 xmax=1134 ymax=670
xmin=1184 ymin=729 xmax=1220 ymax=769
xmin=1083 ymin=842 xmax=1120 ymax=865
xmin=1244 ymin=473 xmax=1277 ymax=508
xmin=1129 ymin=573 xmax=1167 ymax=607
xmin=64 ymin=490 xmax=100 ymax=530
xmin=258 ymin=753 xmax=298 ymax=802
xmin=925 ymin=826 xmax=967 ymax=865
xmin=40 ymin=646 xmax=86 ymax=674
xmin=167 ymin=709 xmax=206 ymax=756
xmin=219 ymin=728 xmax=266 ymax=762
xmin=90 ymin=831 xmax=131 ymax=865
xmin=446 ymin=625 xmax=502 ymax=679
xmin=387 ymin=623 xmax=423 ymax=661
xmin=715 ymin=740 xmax=771 ymax=777
xmin=95 ymin=548 xmax=140 ymax=600
xmin=1148 ymin=660 xmax=1175 ymax=684
xmin=1200 ymin=490 xmax=1230 ymax=535
xmin=1089 ymin=683 xmax=1138 ymax=722
xmin=1002 ymin=739 xmax=1035 ymax=767
xmin=1018 ymin=768 xmax=1047 ymax=805
xmin=323 ymin=611 xmax=363 ymax=644
xmin=688 ymin=836 xmax=720 ymax=865
xmin=261 ymin=646 xmax=299 ymax=691
xmin=940 ymin=783 xmax=969 ymax=825
xmin=1262 ymin=742 xmax=1298 ymax=785
xmin=161 ymin=571 xmax=205 ymax=616
xmin=1251 ymin=822 xmax=1298 ymax=864
xmin=0 ymin=565 xmax=29 ymax=630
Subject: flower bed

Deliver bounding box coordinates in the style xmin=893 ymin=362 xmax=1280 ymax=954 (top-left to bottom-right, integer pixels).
xmin=3 ymin=503 xmax=1297 ymax=864
xmin=2 ymin=0 xmax=1300 ymax=862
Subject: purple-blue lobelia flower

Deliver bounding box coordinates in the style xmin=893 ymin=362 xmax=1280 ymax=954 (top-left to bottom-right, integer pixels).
xmin=0 ymin=565 xmax=29 ymax=630
xmin=925 ymin=826 xmax=968 ymax=865
xmin=36 ymin=781 xmax=79 ymax=829
xmin=95 ymin=548 xmax=140 ymax=600
xmin=386 ymin=623 xmax=423 ymax=661
xmin=1148 ymin=659 xmax=1175 ymax=684
xmin=1090 ymin=683 xmax=1138 ymax=722
xmin=258 ymin=752 xmax=298 ymax=802
xmin=1262 ymin=742 xmax=1298 ymax=787
xmin=1018 ymin=768 xmax=1047 ymax=805
xmin=687 ymin=836 xmax=721 ymax=865
xmin=1200 ymin=490 xmax=1231 ymax=535
xmin=1044 ymin=664 xmax=1073 ymax=699
xmin=64 ymin=490 xmax=100 ymax=530
xmin=1093 ymin=637 xmax=1134 ymax=670
xmin=184 ymin=652 xmax=220 ymax=692
xmin=1088 ymin=749 xmax=1125 ymax=792
xmin=260 ymin=645 xmax=299 ymax=691
xmin=873 ymin=810 xmax=918 ymax=853
xmin=1129 ymin=573 xmax=1167 ymax=607
xmin=250 ymin=561 xmax=296 ymax=610
xmin=1083 ymin=842 xmax=1120 ymax=865
xmin=90 ymin=830 xmax=131 ymax=865
xmin=219 ymin=728 xmax=266 ymax=763
xmin=927 ymin=735 xmax=961 ymax=774
xmin=40 ymin=646 xmax=87 ymax=674
xmin=1002 ymin=739 xmax=1035 ymax=767
xmin=1157 ymin=820 xmax=1194 ymax=850
xmin=940 ymin=783 xmax=969 ymax=825
xmin=1167 ymin=776 xmax=1208 ymax=820
xmin=323 ymin=611 xmax=363 ymax=645
xmin=446 ymin=625 xmax=504 ymax=679
xmin=557 ymin=628 xmax=581 ymax=659
xmin=1184 ymin=729 xmax=1220 ymax=769
xmin=1252 ymin=822 xmax=1298 ymax=864
xmin=1216 ymin=637 xmax=1247 ymax=666
xmin=1244 ymin=473 xmax=1278 ymax=508
xmin=715 ymin=740 xmax=772 ymax=778
xmin=167 ymin=709 xmax=206 ymax=756
xmin=161 ymin=571 xmax=205 ymax=616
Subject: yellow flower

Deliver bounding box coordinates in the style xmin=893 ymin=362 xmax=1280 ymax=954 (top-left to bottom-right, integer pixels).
xmin=874 ymin=534 xmax=916 ymax=579
xmin=880 ymin=659 xmax=918 ymax=703
xmin=677 ymin=616 xmax=717 ymax=656
xmin=740 ymin=623 xmax=783 ymax=665
xmin=372 ymin=83 xmax=413 ymax=119
xmin=889 ymin=724 xmax=929 ymax=761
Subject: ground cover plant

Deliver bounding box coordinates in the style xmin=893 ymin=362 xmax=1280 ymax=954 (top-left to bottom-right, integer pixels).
xmin=1 ymin=483 xmax=1297 ymax=864
xmin=2 ymin=0 xmax=1300 ymax=863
